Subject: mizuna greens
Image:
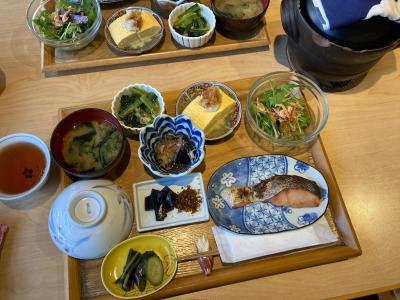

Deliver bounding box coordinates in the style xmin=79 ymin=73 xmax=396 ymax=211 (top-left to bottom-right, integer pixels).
xmin=253 ymin=81 xmax=311 ymax=140
xmin=33 ymin=0 xmax=96 ymax=40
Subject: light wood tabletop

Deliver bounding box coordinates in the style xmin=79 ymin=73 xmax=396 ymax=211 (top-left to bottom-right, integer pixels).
xmin=0 ymin=1 xmax=399 ymax=300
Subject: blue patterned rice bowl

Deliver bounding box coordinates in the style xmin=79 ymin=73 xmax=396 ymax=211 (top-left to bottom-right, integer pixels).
xmin=138 ymin=114 xmax=205 ymax=177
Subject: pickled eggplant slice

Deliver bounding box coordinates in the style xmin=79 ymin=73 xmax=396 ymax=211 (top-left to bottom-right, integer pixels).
xmin=114 ymin=249 xmax=136 ymax=283
xmin=115 ymin=250 xmax=142 ymax=291
xmin=133 ymin=259 xmax=147 ymax=292
xmin=145 ymin=254 xmax=164 ymax=286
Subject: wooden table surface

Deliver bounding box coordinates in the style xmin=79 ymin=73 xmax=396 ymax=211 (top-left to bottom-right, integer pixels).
xmin=0 ymin=1 xmax=399 ymax=300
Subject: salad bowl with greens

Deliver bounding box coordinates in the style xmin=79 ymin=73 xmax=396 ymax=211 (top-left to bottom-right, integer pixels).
xmin=27 ymin=0 xmax=101 ymax=50
xmin=246 ymin=71 xmax=328 ymax=154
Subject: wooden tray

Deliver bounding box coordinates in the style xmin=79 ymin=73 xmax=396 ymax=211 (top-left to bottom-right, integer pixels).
xmin=42 ymin=0 xmax=270 ymax=73
xmin=60 ymin=77 xmax=361 ymax=300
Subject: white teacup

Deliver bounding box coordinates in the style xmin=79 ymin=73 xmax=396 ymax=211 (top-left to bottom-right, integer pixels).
xmin=0 ymin=133 xmax=51 ymax=201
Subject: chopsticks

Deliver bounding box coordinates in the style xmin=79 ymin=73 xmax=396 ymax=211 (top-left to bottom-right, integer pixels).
xmin=177 ymin=250 xmax=220 ymax=263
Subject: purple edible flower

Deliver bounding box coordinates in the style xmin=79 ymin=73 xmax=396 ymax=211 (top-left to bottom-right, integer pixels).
xmin=70 ymin=14 xmax=88 ymax=24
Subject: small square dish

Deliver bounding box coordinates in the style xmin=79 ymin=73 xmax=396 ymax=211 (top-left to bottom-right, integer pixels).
xmin=133 ymin=172 xmax=209 ymax=232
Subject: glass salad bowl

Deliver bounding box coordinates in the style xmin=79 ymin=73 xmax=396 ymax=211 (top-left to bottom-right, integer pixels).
xmin=26 ymin=0 xmax=102 ymax=50
xmin=246 ymin=71 xmax=328 ymax=154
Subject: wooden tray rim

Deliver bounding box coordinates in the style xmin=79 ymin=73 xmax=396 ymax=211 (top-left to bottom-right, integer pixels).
xmin=61 ymin=76 xmax=362 ymax=300
xmin=41 ymin=6 xmax=270 ymax=73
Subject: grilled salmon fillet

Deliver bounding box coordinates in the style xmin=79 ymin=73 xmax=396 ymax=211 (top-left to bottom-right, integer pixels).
xmin=220 ymin=175 xmax=322 ymax=209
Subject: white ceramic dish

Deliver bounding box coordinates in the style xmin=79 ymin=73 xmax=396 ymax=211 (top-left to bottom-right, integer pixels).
xmin=111 ymin=83 xmax=165 ymax=134
xmin=133 ymin=172 xmax=209 ymax=232
xmin=48 ymin=179 xmax=133 ymax=259
xmin=0 ymin=133 xmax=51 ymax=201
xmin=168 ymin=2 xmax=216 ymax=48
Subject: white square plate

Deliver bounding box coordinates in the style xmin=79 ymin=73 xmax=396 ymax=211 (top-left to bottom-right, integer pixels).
xmin=133 ymin=173 xmax=209 ymax=232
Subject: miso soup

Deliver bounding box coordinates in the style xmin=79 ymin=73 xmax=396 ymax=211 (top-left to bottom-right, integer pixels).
xmin=62 ymin=121 xmax=123 ymax=173
xmin=214 ymin=0 xmax=264 ymax=19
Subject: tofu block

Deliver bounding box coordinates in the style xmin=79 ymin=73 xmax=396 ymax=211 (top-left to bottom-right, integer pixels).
xmin=182 ymin=87 xmax=236 ymax=136
xmin=108 ymin=10 xmax=161 ymax=49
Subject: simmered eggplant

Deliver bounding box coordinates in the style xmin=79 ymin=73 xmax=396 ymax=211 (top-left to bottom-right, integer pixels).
xmin=145 ymin=186 xmax=178 ymax=221
xmin=161 ymin=186 xmax=176 ymax=211
xmin=154 ymin=134 xmax=196 ymax=172
xmin=155 ymin=201 xmax=168 ymax=221
xmin=145 ymin=189 xmax=159 ymax=211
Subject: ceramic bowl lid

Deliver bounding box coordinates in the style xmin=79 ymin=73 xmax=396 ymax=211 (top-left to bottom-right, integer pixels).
xmin=48 ymin=179 xmax=133 ymax=259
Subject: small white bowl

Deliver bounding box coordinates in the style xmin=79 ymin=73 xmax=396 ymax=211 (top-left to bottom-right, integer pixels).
xmin=0 ymin=133 xmax=51 ymax=201
xmin=168 ymin=2 xmax=216 ymax=48
xmin=48 ymin=179 xmax=134 ymax=259
xmin=111 ymin=84 xmax=165 ymax=134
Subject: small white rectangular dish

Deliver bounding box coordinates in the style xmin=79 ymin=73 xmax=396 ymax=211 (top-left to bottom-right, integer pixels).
xmin=133 ymin=172 xmax=209 ymax=232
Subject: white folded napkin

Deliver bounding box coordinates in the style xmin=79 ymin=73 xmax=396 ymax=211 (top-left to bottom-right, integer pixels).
xmin=212 ymin=217 xmax=338 ymax=264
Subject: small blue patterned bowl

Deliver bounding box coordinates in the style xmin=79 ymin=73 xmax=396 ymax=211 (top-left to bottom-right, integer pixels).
xmin=138 ymin=114 xmax=205 ymax=177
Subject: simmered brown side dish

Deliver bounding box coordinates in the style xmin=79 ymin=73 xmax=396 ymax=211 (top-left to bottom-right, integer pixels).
xmin=155 ymin=134 xmax=196 ymax=172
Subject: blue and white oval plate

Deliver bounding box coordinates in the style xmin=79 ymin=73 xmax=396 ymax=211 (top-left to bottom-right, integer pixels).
xmin=206 ymin=155 xmax=329 ymax=234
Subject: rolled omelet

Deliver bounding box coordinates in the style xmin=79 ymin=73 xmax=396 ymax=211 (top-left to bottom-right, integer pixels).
xmin=109 ymin=10 xmax=161 ymax=49
xmin=182 ymin=87 xmax=236 ymax=136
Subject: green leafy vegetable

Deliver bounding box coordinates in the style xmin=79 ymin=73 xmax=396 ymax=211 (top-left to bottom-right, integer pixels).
xmin=33 ymin=0 xmax=96 ymax=41
xmin=62 ymin=121 xmax=122 ymax=173
xmin=173 ymin=4 xmax=209 ymax=37
xmin=253 ymin=81 xmax=311 ymax=140
xmin=117 ymin=87 xmax=161 ymax=128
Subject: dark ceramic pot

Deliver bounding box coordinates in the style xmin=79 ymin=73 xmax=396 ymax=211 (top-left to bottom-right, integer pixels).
xmin=211 ymin=0 xmax=270 ymax=33
xmin=281 ymin=0 xmax=400 ymax=91
xmin=50 ymin=108 xmax=125 ymax=179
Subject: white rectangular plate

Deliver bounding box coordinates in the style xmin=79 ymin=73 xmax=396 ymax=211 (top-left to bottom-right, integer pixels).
xmin=133 ymin=173 xmax=209 ymax=232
